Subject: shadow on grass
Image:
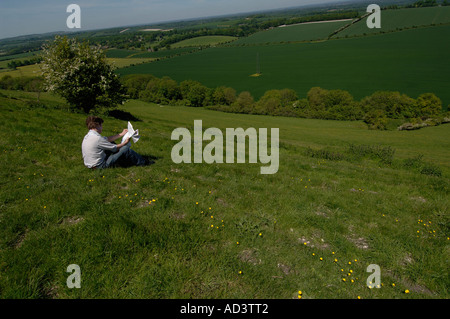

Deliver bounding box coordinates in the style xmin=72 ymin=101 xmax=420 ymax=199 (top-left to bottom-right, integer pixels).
xmin=112 ymin=154 xmax=161 ymax=169
xmin=141 ymin=154 xmax=160 ymax=166
xmin=107 ymin=109 xmax=142 ymax=122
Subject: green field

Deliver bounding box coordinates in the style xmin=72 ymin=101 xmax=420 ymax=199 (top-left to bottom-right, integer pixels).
xmin=0 ymin=63 xmax=42 ymax=78
xmin=0 ymin=90 xmax=448 ymax=299
xmin=234 ymin=20 xmax=352 ymax=44
xmin=0 ymin=58 xmax=154 ymax=77
xmin=118 ymin=24 xmax=450 ymax=106
xmin=336 ymin=6 xmax=450 ymax=38
xmin=105 ymin=49 xmax=142 ymax=58
xmin=172 ymin=36 xmax=238 ymax=48
xmin=0 ymin=51 xmax=40 ymax=62
xmin=106 ymin=58 xmax=155 ymax=68
xmin=0 ymin=56 xmax=37 ymax=70
xmin=106 ymin=47 xmax=198 ymax=59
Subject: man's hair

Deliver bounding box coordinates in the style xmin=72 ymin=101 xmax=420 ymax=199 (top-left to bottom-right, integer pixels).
xmin=86 ymin=116 xmax=104 ymax=130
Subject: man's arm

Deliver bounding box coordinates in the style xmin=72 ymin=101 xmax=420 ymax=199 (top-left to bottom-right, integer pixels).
xmin=98 ymin=134 xmax=130 ymax=153
xmin=107 ymin=129 xmax=128 ymax=142
xmin=116 ymin=137 xmax=130 ymax=150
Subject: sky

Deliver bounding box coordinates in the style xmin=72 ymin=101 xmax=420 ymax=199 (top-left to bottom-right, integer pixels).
xmin=0 ymin=0 xmax=348 ymax=40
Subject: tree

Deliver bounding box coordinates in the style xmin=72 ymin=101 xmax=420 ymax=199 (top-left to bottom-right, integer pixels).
xmin=364 ymin=109 xmax=388 ymax=130
xmin=24 ymin=77 xmax=44 ymax=102
xmin=279 ymin=89 xmax=298 ymax=107
xmin=7 ymin=60 xmax=19 ymax=70
xmin=213 ymin=86 xmax=236 ymax=105
xmin=180 ymin=80 xmax=209 ymax=107
xmin=158 ymin=76 xmax=181 ymax=102
xmin=232 ymin=91 xmax=254 ymax=113
xmin=323 ymin=89 xmax=353 ymax=109
xmin=41 ymin=36 xmax=126 ymax=113
xmin=0 ymin=75 xmax=14 ymax=89
xmin=414 ymin=93 xmax=442 ymax=118
xmin=360 ymin=91 xmax=415 ymax=119
xmin=307 ymin=87 xmax=328 ymax=111
xmin=324 ymin=89 xmax=363 ymax=120
xmin=256 ymin=90 xmax=282 ymax=114
xmin=121 ymin=74 xmax=155 ymax=99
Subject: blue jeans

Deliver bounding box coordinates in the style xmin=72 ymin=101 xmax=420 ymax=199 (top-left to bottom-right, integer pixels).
xmin=101 ymin=143 xmax=147 ymax=168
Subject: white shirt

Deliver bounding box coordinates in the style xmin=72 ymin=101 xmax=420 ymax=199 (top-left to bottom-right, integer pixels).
xmin=81 ymin=130 xmax=118 ymax=168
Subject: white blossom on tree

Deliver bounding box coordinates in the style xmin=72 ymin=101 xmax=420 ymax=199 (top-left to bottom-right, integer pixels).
xmin=41 ymin=36 xmax=126 ymax=113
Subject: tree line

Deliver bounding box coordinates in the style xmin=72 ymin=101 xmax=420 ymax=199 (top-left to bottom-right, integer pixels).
xmin=120 ymin=74 xmax=447 ymax=130
xmin=2 ymin=70 xmax=446 ymax=130
xmin=1 ymin=36 xmax=447 ymax=131
xmin=6 ymin=57 xmax=43 ymax=70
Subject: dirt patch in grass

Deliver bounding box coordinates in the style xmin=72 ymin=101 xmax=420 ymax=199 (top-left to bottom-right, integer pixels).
xmin=410 ymin=196 xmax=427 ymax=203
xmin=12 ymin=228 xmax=29 ymax=249
xmin=44 ymin=284 xmax=60 ymax=299
xmin=170 ymin=212 xmax=186 ymax=220
xmin=216 ymin=197 xmax=228 ymax=207
xmin=347 ymin=225 xmax=370 ymax=250
xmin=239 ymin=249 xmax=261 ymax=265
xmin=298 ymin=235 xmax=329 ymax=250
xmin=61 ymin=216 xmax=84 ymax=226
xmin=384 ymin=270 xmax=435 ymax=296
xmin=277 ymin=263 xmax=292 ymax=275
xmin=346 ymin=235 xmax=370 ymax=250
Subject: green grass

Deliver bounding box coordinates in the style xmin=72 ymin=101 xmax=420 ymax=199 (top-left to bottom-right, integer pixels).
xmin=171 ymin=36 xmax=238 ymax=48
xmin=336 ymin=6 xmax=450 ymax=38
xmin=118 ymin=24 xmax=450 ymax=106
xmin=105 ymin=49 xmax=141 ymax=58
xmin=0 ymin=57 xmax=154 ymax=77
xmin=106 ymin=58 xmax=155 ymax=68
xmin=0 ymin=51 xmax=40 ymax=62
xmin=0 ymin=56 xmax=36 ymax=70
xmin=234 ymin=20 xmax=351 ymax=45
xmin=106 ymin=47 xmax=197 ymax=59
xmin=0 ymin=63 xmax=42 ymax=78
xmin=0 ymin=91 xmax=448 ymax=299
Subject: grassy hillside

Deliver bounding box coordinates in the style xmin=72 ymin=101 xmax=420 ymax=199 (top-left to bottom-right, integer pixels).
xmin=234 ymin=19 xmax=351 ymax=45
xmin=0 ymin=90 xmax=448 ymax=299
xmin=0 ymin=51 xmax=40 ymax=62
xmin=105 ymin=49 xmax=143 ymax=58
xmin=105 ymin=47 xmax=196 ymax=59
xmin=118 ymin=24 xmax=450 ymax=106
xmin=0 ymin=63 xmax=41 ymax=78
xmin=0 ymin=58 xmax=154 ymax=77
xmin=106 ymin=58 xmax=155 ymax=69
xmin=171 ymin=36 xmax=237 ymax=48
xmin=335 ymin=6 xmax=450 ymax=38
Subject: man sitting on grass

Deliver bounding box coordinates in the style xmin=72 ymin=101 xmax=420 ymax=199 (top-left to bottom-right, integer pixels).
xmin=82 ymin=116 xmax=148 ymax=169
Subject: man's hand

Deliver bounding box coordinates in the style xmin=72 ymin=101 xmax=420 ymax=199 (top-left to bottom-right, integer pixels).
xmin=108 ymin=129 xmax=128 ymax=142
xmin=117 ymin=137 xmax=130 ymax=150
